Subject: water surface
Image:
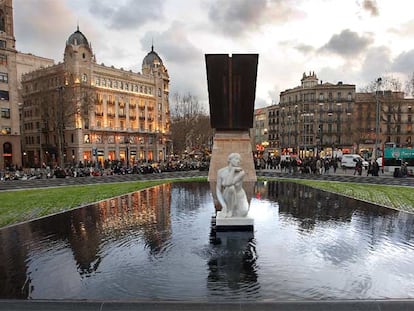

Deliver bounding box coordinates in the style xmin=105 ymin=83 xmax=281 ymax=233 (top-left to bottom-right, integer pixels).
xmin=1 ymin=181 xmax=414 ymax=301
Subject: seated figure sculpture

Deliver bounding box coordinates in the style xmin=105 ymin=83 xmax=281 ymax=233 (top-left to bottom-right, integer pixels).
xmin=216 ymin=153 xmax=249 ymax=217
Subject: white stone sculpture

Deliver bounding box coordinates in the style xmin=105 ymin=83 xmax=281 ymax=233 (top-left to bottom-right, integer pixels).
xmin=216 ymin=153 xmax=249 ymax=218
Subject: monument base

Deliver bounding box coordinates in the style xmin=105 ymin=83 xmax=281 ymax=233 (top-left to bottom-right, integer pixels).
xmin=208 ymin=131 xmax=257 ymax=183
xmin=215 ymin=211 xmax=254 ymax=232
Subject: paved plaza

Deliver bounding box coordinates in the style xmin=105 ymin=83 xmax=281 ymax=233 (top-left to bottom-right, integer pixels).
xmin=1 ymin=168 xmax=414 ymax=191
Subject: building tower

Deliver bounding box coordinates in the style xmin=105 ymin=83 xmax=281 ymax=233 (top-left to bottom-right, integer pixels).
xmin=0 ymin=0 xmax=18 ymax=169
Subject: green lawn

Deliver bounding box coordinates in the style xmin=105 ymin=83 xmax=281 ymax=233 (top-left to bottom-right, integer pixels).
xmin=0 ymin=177 xmax=413 ymax=228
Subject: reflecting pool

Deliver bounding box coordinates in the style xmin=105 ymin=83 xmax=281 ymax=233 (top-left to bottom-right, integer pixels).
xmin=1 ymin=181 xmax=414 ymax=301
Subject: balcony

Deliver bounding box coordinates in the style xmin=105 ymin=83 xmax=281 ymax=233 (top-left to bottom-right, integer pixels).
xmin=95 ymin=111 xmax=103 ymax=116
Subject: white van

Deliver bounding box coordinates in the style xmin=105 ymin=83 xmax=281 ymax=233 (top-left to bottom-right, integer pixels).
xmin=341 ymin=154 xmax=369 ymax=168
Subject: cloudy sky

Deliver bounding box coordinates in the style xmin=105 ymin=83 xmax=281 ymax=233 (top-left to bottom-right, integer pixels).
xmin=13 ymin=0 xmax=414 ymax=109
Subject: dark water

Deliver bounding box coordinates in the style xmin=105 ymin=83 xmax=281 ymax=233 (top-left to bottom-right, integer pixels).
xmin=1 ymin=181 xmax=414 ymax=301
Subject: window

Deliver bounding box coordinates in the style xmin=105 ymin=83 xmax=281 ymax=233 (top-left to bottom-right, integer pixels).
xmin=0 ymin=72 xmax=8 ymax=83
xmin=0 ymin=54 xmax=6 ymax=65
xmin=0 ymin=40 xmax=5 ymax=49
xmin=0 ymin=90 xmax=8 ymax=100
xmin=1 ymin=107 xmax=10 ymax=118
xmin=1 ymin=127 xmax=11 ymax=134
xmin=82 ymin=73 xmax=87 ymax=83
xmin=0 ymin=10 xmax=5 ymax=32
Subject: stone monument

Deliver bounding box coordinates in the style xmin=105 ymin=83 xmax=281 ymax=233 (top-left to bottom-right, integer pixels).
xmin=205 ymin=54 xmax=258 ymax=231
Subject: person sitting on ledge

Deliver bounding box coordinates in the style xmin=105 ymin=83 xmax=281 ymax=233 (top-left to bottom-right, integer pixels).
xmin=216 ymin=153 xmax=249 ymax=218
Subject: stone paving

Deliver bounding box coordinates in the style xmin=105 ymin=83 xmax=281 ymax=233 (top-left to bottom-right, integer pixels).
xmin=1 ymin=168 xmax=414 ymax=192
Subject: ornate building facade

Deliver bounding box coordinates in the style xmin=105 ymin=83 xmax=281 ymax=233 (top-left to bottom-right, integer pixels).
xmin=278 ymin=72 xmax=355 ymax=158
xmin=0 ymin=0 xmax=54 ymax=169
xmin=21 ymin=28 xmax=171 ymax=168
xmin=0 ymin=0 xmax=17 ymax=169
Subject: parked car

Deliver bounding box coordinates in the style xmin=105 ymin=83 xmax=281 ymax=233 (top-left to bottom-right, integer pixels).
xmin=341 ymin=154 xmax=369 ymax=168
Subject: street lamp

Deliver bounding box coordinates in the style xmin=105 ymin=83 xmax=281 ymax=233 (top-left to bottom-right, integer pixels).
xmin=287 ymin=115 xmax=292 ymax=154
xmin=374 ymin=77 xmax=382 ymax=159
xmin=124 ymin=136 xmax=130 ymax=169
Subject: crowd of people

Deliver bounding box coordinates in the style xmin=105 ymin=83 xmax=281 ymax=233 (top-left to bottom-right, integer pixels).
xmin=255 ymin=155 xmax=384 ymax=176
xmin=0 ymin=157 xmax=209 ymax=181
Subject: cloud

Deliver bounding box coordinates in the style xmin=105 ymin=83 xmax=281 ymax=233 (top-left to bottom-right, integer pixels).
xmin=138 ymin=23 xmax=208 ymax=108
xmin=388 ymin=19 xmax=414 ymax=37
xmin=140 ymin=22 xmax=202 ymax=64
xmin=319 ymin=29 xmax=374 ymax=57
xmin=87 ymin=0 xmax=164 ymax=30
xmin=361 ymin=46 xmax=392 ymax=74
xmin=294 ymin=43 xmax=315 ymax=54
xmin=14 ymin=0 xmax=76 ymax=58
xmin=206 ymin=0 xmax=304 ymax=37
xmin=391 ymin=50 xmax=414 ymax=74
xmin=362 ymin=0 xmax=379 ymax=17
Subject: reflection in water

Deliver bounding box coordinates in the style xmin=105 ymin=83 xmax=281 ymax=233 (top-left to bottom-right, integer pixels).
xmin=0 ymin=181 xmax=414 ymax=300
xmin=208 ymin=231 xmax=258 ymax=300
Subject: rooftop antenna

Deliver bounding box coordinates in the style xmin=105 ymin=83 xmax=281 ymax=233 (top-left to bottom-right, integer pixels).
xmin=151 ymin=37 xmax=154 ymax=51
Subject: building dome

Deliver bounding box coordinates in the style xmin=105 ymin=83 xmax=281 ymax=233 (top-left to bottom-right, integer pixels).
xmin=66 ymin=26 xmax=89 ymax=46
xmin=142 ymin=45 xmax=163 ymax=68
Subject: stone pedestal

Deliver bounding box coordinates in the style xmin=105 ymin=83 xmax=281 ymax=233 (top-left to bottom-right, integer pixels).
xmin=208 ymin=130 xmax=256 ymax=213
xmin=208 ymin=131 xmax=257 ymax=183
xmin=215 ymin=211 xmax=254 ymax=231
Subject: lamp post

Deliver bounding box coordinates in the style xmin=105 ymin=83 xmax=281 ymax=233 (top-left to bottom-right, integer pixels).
xmin=124 ymin=136 xmax=130 ymax=169
xmin=374 ymin=77 xmax=382 ymax=159
xmin=56 ymin=86 xmax=65 ymax=168
xmin=287 ymin=115 xmax=291 ymax=154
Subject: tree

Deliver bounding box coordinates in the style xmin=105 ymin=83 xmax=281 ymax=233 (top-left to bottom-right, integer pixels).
xmin=359 ymin=75 xmax=403 ymax=93
xmin=404 ymin=72 xmax=414 ymax=98
xmin=170 ymin=92 xmax=213 ymax=155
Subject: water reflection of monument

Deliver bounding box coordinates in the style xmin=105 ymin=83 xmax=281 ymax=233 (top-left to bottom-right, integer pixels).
xmin=208 ymin=231 xmax=258 ymax=298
